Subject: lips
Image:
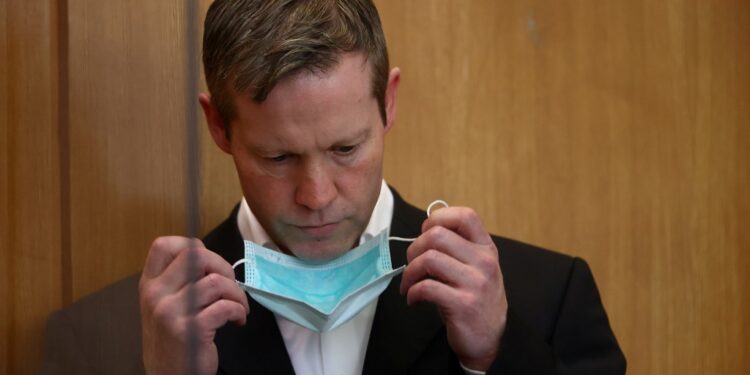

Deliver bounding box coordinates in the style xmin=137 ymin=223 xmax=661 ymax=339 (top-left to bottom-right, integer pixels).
xmin=296 ymin=222 xmax=339 ymax=237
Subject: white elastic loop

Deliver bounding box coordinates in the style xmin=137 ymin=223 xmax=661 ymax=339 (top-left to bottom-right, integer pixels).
xmin=388 ymin=236 xmax=417 ymax=242
xmin=387 ymin=199 xmax=449 ymax=243
xmin=232 ymin=258 xmax=248 ymax=269
xmin=426 ymin=199 xmax=449 ymax=217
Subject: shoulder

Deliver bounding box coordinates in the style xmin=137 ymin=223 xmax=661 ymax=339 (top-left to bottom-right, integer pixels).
xmin=41 ymin=274 xmax=144 ymax=374
xmin=203 ymin=203 xmax=244 ymax=262
xmin=491 ymin=236 xmax=626 ymax=373
xmin=40 ymin=206 xmax=241 ymax=374
xmin=494 ymin=235 xmax=590 ymax=340
xmin=46 ymin=273 xmax=141 ymax=339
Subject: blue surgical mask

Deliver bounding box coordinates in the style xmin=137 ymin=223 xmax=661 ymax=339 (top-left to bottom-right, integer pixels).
xmin=233 ymin=230 xmax=404 ymax=332
xmin=232 ymin=200 xmax=448 ymax=332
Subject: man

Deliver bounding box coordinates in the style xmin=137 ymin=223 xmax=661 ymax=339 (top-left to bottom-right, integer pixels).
xmin=42 ymin=1 xmax=625 ymax=374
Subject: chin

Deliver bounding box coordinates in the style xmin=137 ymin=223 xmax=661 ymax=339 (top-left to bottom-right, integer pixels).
xmin=289 ymin=238 xmax=356 ymax=262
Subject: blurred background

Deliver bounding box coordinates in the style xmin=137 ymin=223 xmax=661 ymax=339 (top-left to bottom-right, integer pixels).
xmin=2 ymin=0 xmax=748 ymax=373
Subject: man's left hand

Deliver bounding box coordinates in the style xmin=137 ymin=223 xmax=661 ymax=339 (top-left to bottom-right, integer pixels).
xmin=400 ymin=206 xmax=508 ymax=371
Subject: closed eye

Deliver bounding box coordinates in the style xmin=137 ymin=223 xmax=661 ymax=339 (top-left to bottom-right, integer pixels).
xmin=267 ymin=154 xmax=290 ymax=162
xmin=333 ymin=145 xmax=357 ymax=155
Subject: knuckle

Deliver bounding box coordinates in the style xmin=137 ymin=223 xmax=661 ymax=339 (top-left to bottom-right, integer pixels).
xmin=461 ymin=291 xmax=479 ymax=309
xmin=229 ymin=300 xmax=246 ymax=316
xmin=408 ymin=279 xmax=436 ymax=304
xmin=429 ymin=226 xmax=448 ymax=243
xmin=191 ymin=250 xmax=208 ymax=272
xmin=220 ymin=261 xmax=234 ymax=279
xmin=474 ymin=273 xmax=491 ymax=292
xmin=423 ymin=248 xmax=439 ymax=262
xmin=149 ymin=237 xmax=164 ymax=251
xmin=405 ymin=244 xmax=416 ymax=262
xmin=409 ymin=282 xmax=425 ymax=300
xmin=401 ymin=263 xmax=413 ymax=279
xmin=204 ymin=272 xmax=222 ymax=289
xmin=150 ymin=236 xmax=173 ymax=251
xmin=140 ymin=283 xmax=162 ymax=308
xmin=462 ymin=206 xmax=478 ymax=218
xmin=209 ymin=299 xmax=234 ymax=319
xmin=402 ymin=267 xmax=419 ymax=289
xmin=458 ymin=206 xmax=480 ymax=225
xmin=420 ymin=279 xmax=437 ymax=295
xmin=422 ymin=250 xmax=440 ymax=273
xmin=152 ymin=298 xmax=176 ymax=320
xmin=201 ymin=274 xmax=223 ymax=300
xmin=191 ymin=237 xmax=205 ymax=249
xmin=477 ymin=252 xmax=497 ymax=271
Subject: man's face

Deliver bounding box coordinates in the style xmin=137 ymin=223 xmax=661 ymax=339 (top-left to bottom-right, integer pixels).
xmin=203 ymin=53 xmax=399 ymax=261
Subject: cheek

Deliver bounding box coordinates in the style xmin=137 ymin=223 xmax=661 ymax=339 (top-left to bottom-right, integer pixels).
xmin=234 ymin=159 xmax=291 ymax=214
xmin=336 ymin=146 xmax=384 ymax=199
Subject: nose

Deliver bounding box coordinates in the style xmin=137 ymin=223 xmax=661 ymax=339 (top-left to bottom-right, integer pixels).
xmin=295 ymin=159 xmax=337 ymax=211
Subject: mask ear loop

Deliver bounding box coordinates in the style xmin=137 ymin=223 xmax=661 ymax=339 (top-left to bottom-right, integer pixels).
xmin=234 ymin=200 xmax=450 ymax=270
xmin=232 ymin=259 xmax=250 ymax=286
xmin=389 ymin=199 xmax=449 ymax=242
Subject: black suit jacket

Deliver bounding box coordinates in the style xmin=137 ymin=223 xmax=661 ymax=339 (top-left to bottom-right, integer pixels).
xmin=41 ymin=189 xmax=625 ymax=374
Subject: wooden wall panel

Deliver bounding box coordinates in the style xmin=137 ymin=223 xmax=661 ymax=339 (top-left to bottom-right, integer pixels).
xmin=1 ymin=1 xmax=9 ymax=372
xmin=197 ymin=0 xmax=244 ymax=237
xmin=65 ymin=0 xmax=241 ymax=301
xmin=66 ymin=0 xmax=191 ymax=300
xmin=2 ymin=0 xmax=748 ymax=373
xmin=2 ymin=1 xmax=63 ymax=373
xmin=1 ymin=2 xmax=9 ymax=372
xmin=376 ymin=0 xmax=750 ymax=374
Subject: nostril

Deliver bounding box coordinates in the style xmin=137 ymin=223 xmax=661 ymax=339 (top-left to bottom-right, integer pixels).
xmin=296 ymin=181 xmax=336 ymax=210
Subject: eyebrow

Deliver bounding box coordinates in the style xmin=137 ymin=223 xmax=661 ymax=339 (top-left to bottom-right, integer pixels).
xmin=334 ymin=126 xmax=371 ymax=146
xmin=250 ymin=124 xmax=373 ymax=155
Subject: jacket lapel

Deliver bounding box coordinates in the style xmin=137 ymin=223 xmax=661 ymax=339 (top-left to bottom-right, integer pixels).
xmin=214 ymin=297 xmax=295 ymax=375
xmin=205 ymin=205 xmax=295 ymax=375
xmin=362 ymin=189 xmax=445 ymax=374
xmin=207 ymin=190 xmax=445 ymax=375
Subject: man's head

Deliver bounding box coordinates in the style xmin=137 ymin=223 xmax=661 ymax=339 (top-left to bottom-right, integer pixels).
xmin=200 ymin=0 xmax=400 ymax=261
xmin=202 ymin=0 xmax=391 ymax=132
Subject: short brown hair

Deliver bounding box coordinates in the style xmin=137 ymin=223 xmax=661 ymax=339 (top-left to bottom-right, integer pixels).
xmin=203 ymin=0 xmax=390 ymax=128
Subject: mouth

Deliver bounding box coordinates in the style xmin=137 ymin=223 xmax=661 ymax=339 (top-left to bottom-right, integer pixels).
xmin=296 ymin=222 xmax=340 ymax=237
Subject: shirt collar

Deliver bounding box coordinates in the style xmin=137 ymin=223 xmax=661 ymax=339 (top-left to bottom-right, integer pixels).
xmin=237 ymin=180 xmax=394 ymax=250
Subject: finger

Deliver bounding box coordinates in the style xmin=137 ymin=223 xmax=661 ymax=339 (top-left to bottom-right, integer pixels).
xmin=422 ymin=207 xmax=493 ymax=246
xmin=406 ymin=225 xmax=480 ymax=264
xmin=174 ymin=272 xmax=250 ymax=313
xmin=155 ymin=246 xmax=236 ymax=295
xmin=143 ymin=236 xmax=204 ymax=279
xmin=400 ymin=249 xmax=474 ymax=295
xmin=405 ymin=278 xmax=463 ymax=308
xmin=195 ymin=299 xmax=248 ymax=331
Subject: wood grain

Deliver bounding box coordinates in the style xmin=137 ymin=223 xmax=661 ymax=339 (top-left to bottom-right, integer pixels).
xmin=66 ymin=0 xmax=191 ymax=300
xmin=197 ymin=0 xmax=243 ymax=237
xmin=0 ymin=2 xmax=9 ymax=372
xmin=2 ymin=0 xmax=748 ymax=373
xmin=376 ymin=0 xmax=750 ymax=373
xmin=2 ymin=1 xmax=63 ymax=373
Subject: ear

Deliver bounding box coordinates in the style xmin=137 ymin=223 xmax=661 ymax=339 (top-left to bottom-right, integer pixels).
xmin=199 ymin=93 xmax=232 ymax=155
xmin=383 ymin=67 xmax=400 ymax=133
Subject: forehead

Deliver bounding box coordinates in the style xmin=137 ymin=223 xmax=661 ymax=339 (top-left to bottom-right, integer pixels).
xmin=230 ymin=53 xmax=380 ymax=148
xmin=266 ymin=53 xmax=372 ymax=108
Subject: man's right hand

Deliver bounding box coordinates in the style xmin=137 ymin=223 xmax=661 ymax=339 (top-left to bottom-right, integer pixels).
xmin=139 ymin=236 xmax=249 ymax=375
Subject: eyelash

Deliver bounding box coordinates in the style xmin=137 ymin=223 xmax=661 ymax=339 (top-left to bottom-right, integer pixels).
xmin=268 ymin=154 xmax=289 ymax=162
xmin=265 ymin=145 xmax=358 ymax=163
xmin=334 ymin=145 xmax=357 ymax=155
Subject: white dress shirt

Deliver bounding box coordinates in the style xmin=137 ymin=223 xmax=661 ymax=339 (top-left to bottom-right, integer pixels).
xmin=237 ymin=181 xmax=393 ymax=375
xmin=236 ymin=181 xmax=484 ymax=375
